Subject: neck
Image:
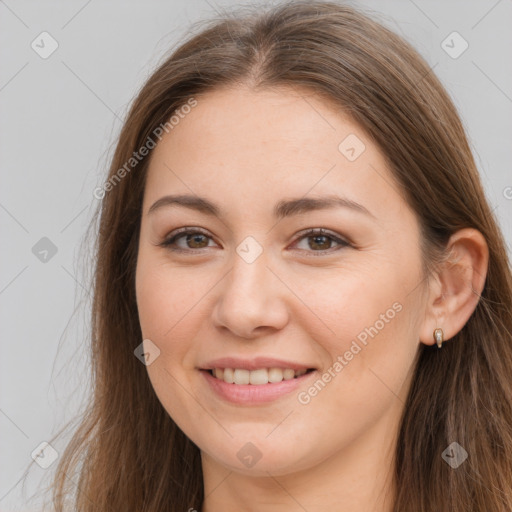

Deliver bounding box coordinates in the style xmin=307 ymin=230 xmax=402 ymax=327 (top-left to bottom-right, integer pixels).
xmin=200 ymin=405 xmax=400 ymax=512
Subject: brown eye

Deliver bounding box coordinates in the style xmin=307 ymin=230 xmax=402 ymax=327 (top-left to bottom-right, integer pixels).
xmin=159 ymin=227 xmax=350 ymax=255
xmin=160 ymin=228 xmax=216 ymax=252
xmin=182 ymin=233 xmax=210 ymax=249
xmin=292 ymin=228 xmax=350 ymax=254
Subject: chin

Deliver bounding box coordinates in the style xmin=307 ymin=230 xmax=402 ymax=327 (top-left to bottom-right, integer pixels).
xmin=201 ymin=439 xmax=317 ymax=477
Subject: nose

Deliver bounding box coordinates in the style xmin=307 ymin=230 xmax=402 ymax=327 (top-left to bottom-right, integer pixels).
xmin=211 ymin=249 xmax=289 ymax=339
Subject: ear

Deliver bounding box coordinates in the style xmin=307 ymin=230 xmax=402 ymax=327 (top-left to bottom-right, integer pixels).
xmin=419 ymin=228 xmax=489 ymax=346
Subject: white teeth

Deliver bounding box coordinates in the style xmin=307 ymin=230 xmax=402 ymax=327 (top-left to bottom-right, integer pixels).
xmin=210 ymin=367 xmax=311 ymax=385
xmin=233 ymin=369 xmax=250 ymax=385
xmin=283 ymin=368 xmax=295 ymax=380
xmin=249 ymin=368 xmax=268 ymax=385
xmin=223 ymin=368 xmax=234 ymax=383
xmin=268 ymin=367 xmax=284 ymax=383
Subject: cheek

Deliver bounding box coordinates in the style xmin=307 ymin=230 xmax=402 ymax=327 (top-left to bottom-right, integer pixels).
xmin=136 ymin=264 xmax=172 ymax=340
xmin=297 ymin=260 xmax=420 ymax=399
xmin=136 ymin=256 xmax=206 ymax=340
xmin=135 ymin=256 xmax=222 ymax=389
xmin=135 ymin=258 xmax=207 ymax=433
xmin=290 ymin=263 xmax=397 ymax=349
xmin=293 ymin=296 xmax=417 ymax=453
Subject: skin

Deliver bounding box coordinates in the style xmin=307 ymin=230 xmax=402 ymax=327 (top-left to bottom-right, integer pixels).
xmin=135 ymin=85 xmax=488 ymax=512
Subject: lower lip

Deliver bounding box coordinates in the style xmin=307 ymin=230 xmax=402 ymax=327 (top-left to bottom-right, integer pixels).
xmin=200 ymin=369 xmax=317 ymax=404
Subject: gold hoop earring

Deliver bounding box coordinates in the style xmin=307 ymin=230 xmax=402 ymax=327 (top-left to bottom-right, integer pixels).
xmin=433 ymin=328 xmax=444 ymax=348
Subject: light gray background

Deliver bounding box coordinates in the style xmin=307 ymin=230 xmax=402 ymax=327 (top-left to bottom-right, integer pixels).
xmin=1 ymin=0 xmax=511 ymax=510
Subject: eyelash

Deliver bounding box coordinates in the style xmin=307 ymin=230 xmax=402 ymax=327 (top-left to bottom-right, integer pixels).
xmin=159 ymin=227 xmax=351 ymax=256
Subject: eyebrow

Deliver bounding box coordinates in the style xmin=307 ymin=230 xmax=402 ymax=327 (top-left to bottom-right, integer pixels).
xmin=147 ymin=193 xmax=375 ymax=220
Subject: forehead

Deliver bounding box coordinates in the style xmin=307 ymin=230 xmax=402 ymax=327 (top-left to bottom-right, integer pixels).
xmin=143 ymin=85 xmax=407 ymax=223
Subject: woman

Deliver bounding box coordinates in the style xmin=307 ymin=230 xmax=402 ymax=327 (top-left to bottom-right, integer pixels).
xmin=46 ymin=1 xmax=512 ymax=510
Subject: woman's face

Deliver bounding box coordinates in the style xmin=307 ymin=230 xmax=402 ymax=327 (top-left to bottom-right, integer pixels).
xmin=135 ymin=85 xmax=430 ymax=476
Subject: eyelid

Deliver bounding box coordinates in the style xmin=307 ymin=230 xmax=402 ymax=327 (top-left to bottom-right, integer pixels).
xmin=290 ymin=227 xmax=350 ymax=255
xmin=159 ymin=226 xmax=217 ymax=251
xmin=159 ymin=226 xmax=351 ymax=254
xmin=292 ymin=227 xmax=350 ymax=245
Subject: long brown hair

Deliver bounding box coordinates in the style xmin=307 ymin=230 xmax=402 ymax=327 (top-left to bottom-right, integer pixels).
xmin=39 ymin=1 xmax=512 ymax=510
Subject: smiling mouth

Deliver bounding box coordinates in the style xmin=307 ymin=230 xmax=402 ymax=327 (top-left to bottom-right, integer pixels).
xmin=204 ymin=367 xmax=316 ymax=385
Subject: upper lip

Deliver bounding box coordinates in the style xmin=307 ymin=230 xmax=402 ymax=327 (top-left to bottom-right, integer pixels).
xmin=199 ymin=356 xmax=315 ymax=371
